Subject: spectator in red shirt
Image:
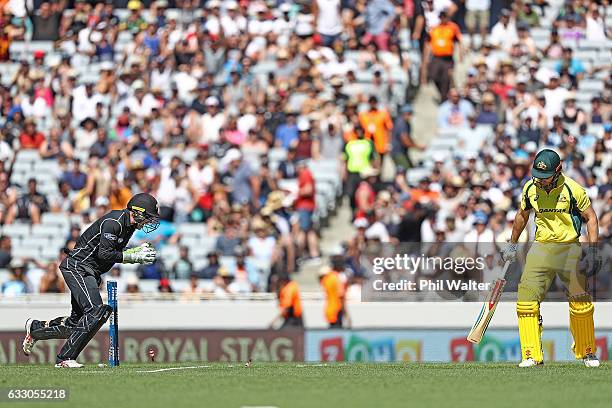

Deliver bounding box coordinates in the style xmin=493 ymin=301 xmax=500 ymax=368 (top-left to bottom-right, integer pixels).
xmin=294 ymin=160 xmax=319 ymax=260
xmin=19 ymin=119 xmax=45 ymax=149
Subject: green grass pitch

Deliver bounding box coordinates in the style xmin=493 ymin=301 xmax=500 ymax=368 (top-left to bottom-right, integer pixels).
xmin=0 ymin=362 xmax=610 ymax=408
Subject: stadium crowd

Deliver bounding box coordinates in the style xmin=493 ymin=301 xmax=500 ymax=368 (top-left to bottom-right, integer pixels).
xmin=0 ymin=0 xmax=610 ymax=301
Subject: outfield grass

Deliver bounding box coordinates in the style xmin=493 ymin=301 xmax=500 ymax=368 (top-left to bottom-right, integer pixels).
xmin=0 ymin=362 xmax=610 ymax=408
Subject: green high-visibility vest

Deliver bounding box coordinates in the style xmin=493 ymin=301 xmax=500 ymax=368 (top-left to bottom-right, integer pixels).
xmin=345 ymin=139 xmax=372 ymax=173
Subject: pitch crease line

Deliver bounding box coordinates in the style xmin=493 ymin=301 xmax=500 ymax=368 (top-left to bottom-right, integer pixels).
xmin=137 ymin=365 xmax=211 ymax=373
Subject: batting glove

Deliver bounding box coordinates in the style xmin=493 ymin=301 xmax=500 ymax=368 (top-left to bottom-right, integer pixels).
xmin=123 ymin=244 xmax=156 ymax=264
xmin=584 ymin=246 xmax=602 ymax=277
xmin=500 ymin=242 xmax=518 ymax=263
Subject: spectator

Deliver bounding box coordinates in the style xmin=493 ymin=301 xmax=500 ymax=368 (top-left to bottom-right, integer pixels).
xmin=1 ymin=259 xmax=29 ymax=296
xmin=314 ymin=0 xmax=343 ymax=47
xmin=543 ymin=74 xmax=571 ymax=127
xmin=585 ymin=3 xmax=608 ymax=41
xmin=39 ymin=262 xmax=66 ymax=293
xmin=270 ymin=274 xmax=304 ymax=328
xmin=5 ymin=178 xmax=48 ymax=225
xmin=181 ymin=274 xmax=202 ymax=301
xmin=428 ymin=11 xmax=462 ymax=100
xmin=198 ymin=251 xmax=221 ymax=279
xmin=215 ymin=222 xmax=242 ymax=256
xmin=219 ymin=149 xmax=260 ymax=207
xmin=19 ymin=119 xmax=45 ymax=149
xmin=437 ymin=88 xmax=475 ymax=128
xmin=392 ymin=105 xmax=424 ymax=169
xmin=517 ymin=2 xmax=540 ymax=28
xmin=62 ymin=159 xmax=87 ymax=192
xmin=294 ymin=118 xmax=319 ymax=160
xmin=275 ymin=111 xmax=299 ymax=150
xmin=344 ymin=126 xmax=376 ymax=210
xmin=359 ymin=96 xmax=393 ymax=159
xmin=556 ymin=47 xmax=585 ymax=80
xmin=172 ymin=246 xmax=194 ymax=279
xmin=465 ymin=0 xmax=490 ymax=50
xmin=28 ymin=1 xmax=62 ymax=41
xmin=294 ymin=159 xmax=319 ymax=260
xmin=277 ymin=146 xmax=299 ymax=180
xmin=39 ymin=128 xmax=73 ymax=160
xmin=319 ymin=262 xmax=348 ymax=328
xmin=355 ymin=167 xmax=379 ymax=217
xmin=489 ymin=9 xmax=517 ymax=50
xmin=72 ymin=81 xmax=104 ymax=122
xmin=0 ymin=236 xmax=12 ymax=268
xmin=464 ymin=211 xmax=495 ymax=257
xmin=476 ymin=93 xmax=499 ymax=126
xmin=199 ymin=96 xmax=226 ymax=145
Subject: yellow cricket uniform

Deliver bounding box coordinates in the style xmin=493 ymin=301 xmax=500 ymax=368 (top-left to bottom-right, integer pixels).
xmin=520 ymin=174 xmax=590 ymax=243
xmin=516 ymin=174 xmax=595 ymax=361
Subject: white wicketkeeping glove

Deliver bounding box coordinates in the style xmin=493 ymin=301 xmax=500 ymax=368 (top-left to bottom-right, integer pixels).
xmin=500 ymin=242 xmax=518 ymax=263
xmin=123 ymin=243 xmax=157 ymax=264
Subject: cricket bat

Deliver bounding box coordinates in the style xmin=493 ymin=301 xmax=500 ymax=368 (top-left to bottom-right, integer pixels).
xmin=467 ymin=261 xmax=511 ymax=344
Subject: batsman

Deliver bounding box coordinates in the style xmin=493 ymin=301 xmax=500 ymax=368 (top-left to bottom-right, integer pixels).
xmin=502 ymin=149 xmax=602 ymax=368
xmin=22 ymin=193 xmax=161 ymax=368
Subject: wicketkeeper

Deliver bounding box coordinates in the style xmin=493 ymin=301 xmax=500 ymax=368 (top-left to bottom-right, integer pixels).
xmin=502 ymin=149 xmax=602 ymax=368
xmin=22 ymin=193 xmax=160 ymax=368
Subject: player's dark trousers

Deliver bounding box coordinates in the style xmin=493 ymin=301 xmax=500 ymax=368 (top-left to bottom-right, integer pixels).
xmin=429 ymin=56 xmax=454 ymax=100
xmin=30 ymin=259 xmax=112 ymax=363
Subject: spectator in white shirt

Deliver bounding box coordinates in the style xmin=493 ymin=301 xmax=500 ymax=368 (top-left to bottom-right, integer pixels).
xmin=489 ymin=9 xmax=518 ymax=50
xmin=464 ymin=212 xmax=495 ymax=257
xmin=71 ymin=82 xmax=104 ymax=123
xmin=585 ymin=4 xmax=608 ymax=41
xmin=543 ymin=73 xmax=570 ymax=127
xmin=221 ymin=1 xmax=246 ymax=37
xmin=204 ymin=0 xmax=221 ymax=36
xmin=314 ymin=0 xmax=343 ymax=47
xmin=126 ymin=80 xmax=160 ymax=118
xmin=187 ymin=152 xmax=214 ymax=196
xmin=200 ymin=96 xmax=225 ymax=145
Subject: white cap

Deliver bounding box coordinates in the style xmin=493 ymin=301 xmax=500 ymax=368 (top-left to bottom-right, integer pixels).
xmin=205 ymin=96 xmax=219 ymax=106
xmin=297 ymin=118 xmax=310 ymax=131
xmin=506 ymin=210 xmax=517 ymax=222
xmin=524 ymin=141 xmax=538 ymax=153
xmin=224 ymin=148 xmax=242 ymax=162
xmin=353 ymin=218 xmax=369 ymax=228
xmin=132 ymin=79 xmax=145 ymax=90
xmin=95 ymin=196 xmax=110 ymax=207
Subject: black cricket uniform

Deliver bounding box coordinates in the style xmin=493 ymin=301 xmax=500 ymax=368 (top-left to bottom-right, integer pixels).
xmin=32 ymin=209 xmax=136 ymax=363
xmin=63 ymin=209 xmax=136 ymax=276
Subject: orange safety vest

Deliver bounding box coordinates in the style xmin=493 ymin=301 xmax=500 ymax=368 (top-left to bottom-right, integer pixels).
xmin=321 ymin=271 xmax=344 ymax=324
xmin=430 ymin=22 xmax=461 ymax=57
xmin=279 ymin=280 xmax=303 ymax=318
xmin=359 ymin=109 xmax=393 ymax=154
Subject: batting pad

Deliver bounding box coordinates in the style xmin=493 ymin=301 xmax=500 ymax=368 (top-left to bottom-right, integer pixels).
xmin=569 ymin=300 xmax=596 ymax=359
xmin=517 ymin=301 xmax=544 ymax=362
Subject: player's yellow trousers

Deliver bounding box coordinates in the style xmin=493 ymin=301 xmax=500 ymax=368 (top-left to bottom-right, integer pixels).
xmin=516 ymin=242 xmax=596 ymax=362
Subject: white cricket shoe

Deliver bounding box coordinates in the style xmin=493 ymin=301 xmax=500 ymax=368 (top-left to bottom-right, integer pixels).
xmin=22 ymin=318 xmax=36 ymax=356
xmin=583 ymin=353 xmax=600 ymax=368
xmin=55 ymin=360 xmax=84 ymax=368
xmin=518 ymin=358 xmax=543 ymax=368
